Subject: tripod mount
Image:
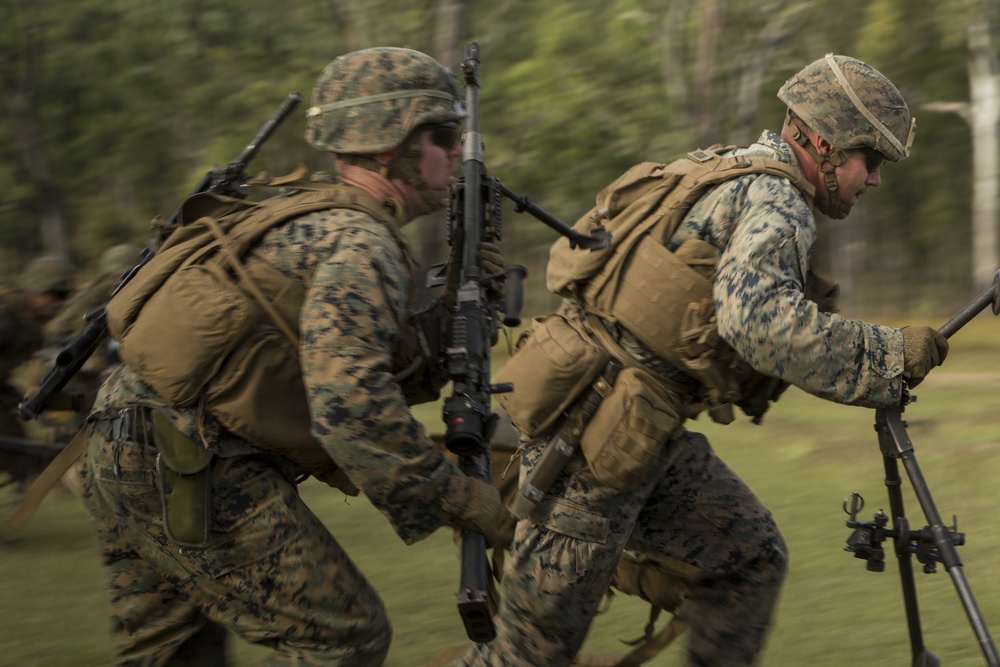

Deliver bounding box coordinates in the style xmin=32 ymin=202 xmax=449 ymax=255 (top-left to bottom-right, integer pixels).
xmin=842 ymin=270 xmax=1000 ymax=667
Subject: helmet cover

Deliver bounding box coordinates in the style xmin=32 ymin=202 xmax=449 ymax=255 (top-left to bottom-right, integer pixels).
xmin=778 ymin=54 xmax=914 ymax=161
xmin=306 ymin=47 xmax=465 ymax=155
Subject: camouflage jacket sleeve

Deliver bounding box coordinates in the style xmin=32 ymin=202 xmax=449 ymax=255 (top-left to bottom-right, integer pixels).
xmin=713 ymin=174 xmax=905 ymax=408
xmin=296 ymin=212 xmax=473 ymax=545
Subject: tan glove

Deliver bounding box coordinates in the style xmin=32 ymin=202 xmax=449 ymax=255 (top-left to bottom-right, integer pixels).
xmin=901 ymin=326 xmax=949 ymax=388
xmin=478 ymin=241 xmax=505 ymax=280
xmin=450 ymin=478 xmax=502 ymax=547
xmin=478 ymin=240 xmax=507 ymax=300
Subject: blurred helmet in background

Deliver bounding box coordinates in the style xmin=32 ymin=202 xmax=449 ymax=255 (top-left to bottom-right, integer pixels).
xmin=20 ymin=256 xmax=75 ymax=295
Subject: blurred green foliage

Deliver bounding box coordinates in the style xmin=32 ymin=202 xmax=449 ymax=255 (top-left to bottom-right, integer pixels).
xmin=0 ymin=0 xmax=992 ymax=314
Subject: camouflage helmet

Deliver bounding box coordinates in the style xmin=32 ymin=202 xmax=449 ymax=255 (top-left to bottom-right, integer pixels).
xmin=99 ymin=243 xmax=140 ymax=277
xmin=20 ymin=255 xmax=75 ymax=295
xmin=305 ymin=47 xmax=465 ymax=155
xmin=778 ymin=54 xmax=915 ymax=162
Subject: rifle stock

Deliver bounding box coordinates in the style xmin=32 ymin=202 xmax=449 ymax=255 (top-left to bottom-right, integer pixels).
xmin=18 ymin=92 xmax=301 ymax=422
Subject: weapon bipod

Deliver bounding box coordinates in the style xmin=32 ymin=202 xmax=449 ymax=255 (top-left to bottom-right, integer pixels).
xmin=843 ymin=271 xmax=1000 ymax=667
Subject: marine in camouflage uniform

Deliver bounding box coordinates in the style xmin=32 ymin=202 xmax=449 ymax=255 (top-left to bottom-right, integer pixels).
xmin=21 ymin=245 xmax=140 ymax=439
xmin=0 ymin=256 xmax=74 ymax=486
xmin=80 ymin=48 xmax=503 ymax=666
xmin=20 ymin=244 xmax=142 ymax=494
xmin=458 ymin=55 xmax=948 ymax=667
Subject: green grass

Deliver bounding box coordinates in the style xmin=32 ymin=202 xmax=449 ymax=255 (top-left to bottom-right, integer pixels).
xmin=2 ymin=313 xmax=1000 ymax=666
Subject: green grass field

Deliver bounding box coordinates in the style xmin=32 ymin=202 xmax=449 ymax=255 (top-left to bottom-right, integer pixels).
xmin=2 ymin=313 xmax=999 ymax=666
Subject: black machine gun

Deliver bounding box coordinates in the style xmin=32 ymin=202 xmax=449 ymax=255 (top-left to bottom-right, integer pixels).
xmin=18 ymin=92 xmax=302 ymax=422
xmin=438 ymin=42 xmax=609 ymax=643
xmin=842 ymin=270 xmax=1000 ymax=667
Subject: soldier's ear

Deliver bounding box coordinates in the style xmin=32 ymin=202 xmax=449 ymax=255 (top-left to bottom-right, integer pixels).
xmin=374 ymin=145 xmax=406 ymax=166
xmin=815 ymin=135 xmax=835 ymax=158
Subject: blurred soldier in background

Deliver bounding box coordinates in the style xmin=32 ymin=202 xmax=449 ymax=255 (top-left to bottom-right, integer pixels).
xmin=458 ymin=54 xmax=949 ymax=667
xmin=0 ymin=256 xmax=74 ymax=490
xmin=79 ymin=47 xmax=502 ymax=666
xmin=22 ymin=244 xmax=141 ymax=495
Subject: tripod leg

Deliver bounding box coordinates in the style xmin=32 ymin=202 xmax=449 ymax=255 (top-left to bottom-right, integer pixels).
xmin=881 ymin=453 xmax=934 ymax=665
xmin=898 ymin=449 xmax=1000 ymax=666
xmin=877 ymin=407 xmax=1000 ymax=667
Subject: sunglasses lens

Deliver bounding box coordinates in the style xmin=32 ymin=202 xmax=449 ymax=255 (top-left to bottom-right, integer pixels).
xmin=428 ymin=125 xmax=460 ymax=149
xmin=862 ymin=148 xmax=885 ymax=172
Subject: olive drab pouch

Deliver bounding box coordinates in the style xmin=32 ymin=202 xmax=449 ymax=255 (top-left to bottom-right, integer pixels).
xmin=152 ymin=409 xmax=213 ymax=549
xmin=579 ymin=367 xmax=682 ymax=491
xmin=493 ymin=313 xmax=609 ymax=438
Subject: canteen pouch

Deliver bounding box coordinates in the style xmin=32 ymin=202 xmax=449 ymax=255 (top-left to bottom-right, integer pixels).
xmin=152 ymin=409 xmax=213 ymax=549
xmin=494 ymin=313 xmax=609 ymax=438
xmin=580 ymin=367 xmax=682 ymax=491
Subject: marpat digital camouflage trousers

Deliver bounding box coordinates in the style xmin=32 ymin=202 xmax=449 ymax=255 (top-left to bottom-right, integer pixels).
xmin=80 ymin=420 xmax=390 ymax=666
xmin=458 ymin=428 xmax=788 ymax=667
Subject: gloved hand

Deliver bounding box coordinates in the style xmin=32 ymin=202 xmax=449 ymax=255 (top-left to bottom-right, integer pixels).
xmin=901 ymin=326 xmax=949 ymax=388
xmin=450 ymin=478 xmax=502 ymax=546
xmin=478 ymin=240 xmax=505 ymax=279
xmin=478 ymin=240 xmax=507 ymax=300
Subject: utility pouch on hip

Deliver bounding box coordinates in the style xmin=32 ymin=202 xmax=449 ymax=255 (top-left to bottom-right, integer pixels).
xmin=494 ymin=313 xmax=609 ymax=438
xmin=152 ymin=409 xmax=213 ymax=549
xmin=508 ymin=363 xmax=619 ymax=521
xmin=580 ymin=367 xmax=682 ymax=491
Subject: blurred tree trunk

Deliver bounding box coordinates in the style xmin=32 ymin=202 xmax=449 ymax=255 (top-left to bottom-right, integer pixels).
xmin=324 ymin=0 xmax=371 ymax=52
xmin=2 ymin=91 xmax=69 ymax=259
xmin=0 ymin=1 xmax=70 ymax=260
xmin=966 ymin=18 xmax=1000 ymax=289
xmin=924 ymin=14 xmax=1000 ymax=291
xmin=727 ymin=2 xmax=811 ymax=145
xmin=431 ymin=0 xmax=467 ymax=71
xmin=414 ymin=0 xmax=468 ymax=306
xmin=691 ymin=0 xmax=721 ymax=147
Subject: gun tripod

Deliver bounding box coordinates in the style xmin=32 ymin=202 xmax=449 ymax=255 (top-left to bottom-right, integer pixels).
xmin=844 ymin=271 xmax=1000 ymax=666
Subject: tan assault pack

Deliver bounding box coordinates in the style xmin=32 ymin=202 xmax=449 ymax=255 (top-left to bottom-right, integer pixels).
xmin=546 ymin=145 xmax=816 ymax=414
xmin=106 ymin=176 xmax=404 ymax=474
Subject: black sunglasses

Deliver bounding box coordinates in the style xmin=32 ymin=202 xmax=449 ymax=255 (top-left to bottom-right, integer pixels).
xmin=422 ymin=123 xmax=462 ymax=150
xmin=860 ymin=147 xmax=886 ymax=173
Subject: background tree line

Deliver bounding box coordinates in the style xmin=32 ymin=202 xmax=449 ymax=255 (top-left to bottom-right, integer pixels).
xmin=1 ymin=0 xmax=997 ymax=318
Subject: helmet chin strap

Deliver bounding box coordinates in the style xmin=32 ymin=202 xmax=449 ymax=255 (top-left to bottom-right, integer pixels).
xmin=787 ymin=112 xmax=852 ymax=219
xmin=341 ymin=138 xmax=447 ymax=213
xmin=386 ymin=142 xmax=449 ymax=212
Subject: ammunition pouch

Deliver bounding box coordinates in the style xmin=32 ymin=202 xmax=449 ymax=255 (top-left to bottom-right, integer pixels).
xmin=580 ymin=367 xmax=683 ymax=491
xmin=494 ymin=312 xmax=609 ymax=438
xmin=151 ymin=408 xmax=213 ymax=549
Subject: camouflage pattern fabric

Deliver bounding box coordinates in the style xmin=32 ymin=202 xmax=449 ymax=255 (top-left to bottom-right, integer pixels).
xmin=459 ymin=131 xmax=906 ymax=667
xmin=0 ymin=287 xmax=45 ymax=482
xmin=457 ymin=430 xmax=786 ymax=667
xmin=80 ymin=422 xmax=390 ymax=666
xmin=306 ymin=47 xmax=464 ymax=155
xmin=0 ymin=286 xmax=45 ymax=392
xmin=684 ymin=132 xmax=905 ymax=408
xmin=777 ymin=54 xmax=913 ymax=162
xmin=83 ymin=196 xmax=475 ymax=664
